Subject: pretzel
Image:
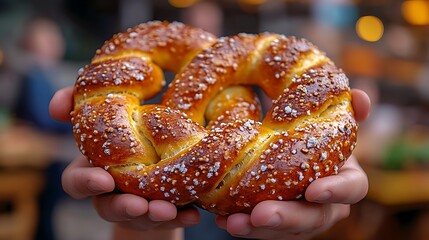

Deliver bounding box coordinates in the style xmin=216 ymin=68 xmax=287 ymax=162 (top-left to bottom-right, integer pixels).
xmin=71 ymin=21 xmax=358 ymax=215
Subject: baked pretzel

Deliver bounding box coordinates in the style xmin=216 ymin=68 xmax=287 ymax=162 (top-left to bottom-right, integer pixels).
xmin=71 ymin=21 xmax=358 ymax=215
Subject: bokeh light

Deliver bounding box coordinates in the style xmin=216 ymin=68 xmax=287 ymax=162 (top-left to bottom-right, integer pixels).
xmin=168 ymin=0 xmax=199 ymax=8
xmin=238 ymin=0 xmax=267 ymax=5
xmin=401 ymin=0 xmax=429 ymax=25
xmin=356 ymin=15 xmax=384 ymax=42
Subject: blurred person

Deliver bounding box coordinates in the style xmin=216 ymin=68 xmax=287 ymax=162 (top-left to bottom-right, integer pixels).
xmin=181 ymin=1 xmax=223 ymax=36
xmin=50 ymin=87 xmax=371 ymax=240
xmin=13 ymin=15 xmax=72 ymax=240
xmin=14 ymin=16 xmax=69 ymax=133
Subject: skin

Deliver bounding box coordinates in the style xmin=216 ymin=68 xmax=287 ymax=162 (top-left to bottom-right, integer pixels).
xmin=50 ymin=87 xmax=371 ymax=240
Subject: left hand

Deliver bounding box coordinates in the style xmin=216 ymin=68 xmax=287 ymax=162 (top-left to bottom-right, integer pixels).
xmin=215 ymin=156 xmax=367 ymax=240
xmin=215 ymin=89 xmax=371 ymax=240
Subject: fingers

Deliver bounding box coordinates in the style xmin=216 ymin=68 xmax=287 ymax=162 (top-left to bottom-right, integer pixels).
xmin=251 ymin=201 xmax=349 ymax=233
xmin=93 ymin=194 xmax=150 ymax=222
xmin=217 ymin=201 xmax=350 ymax=239
xmin=351 ymin=88 xmax=371 ymax=122
xmin=61 ymin=155 xmax=115 ymax=199
xmin=60 ymin=153 xmax=200 ymax=232
xmin=215 ymin=156 xmax=367 ymax=239
xmin=49 ymin=86 xmax=74 ymax=122
xmin=147 ymin=200 xmax=179 ymax=221
xmin=216 ymin=213 xmax=251 ymax=236
xmin=94 ymin=194 xmax=200 ymax=230
xmin=62 ymin=155 xmax=201 ymax=231
xmin=175 ymin=206 xmax=201 ymax=226
xmin=62 ymin=155 xmax=201 ymax=230
xmin=305 ymin=156 xmax=368 ymax=204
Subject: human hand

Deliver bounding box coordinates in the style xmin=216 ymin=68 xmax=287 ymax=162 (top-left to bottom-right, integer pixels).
xmin=215 ymin=89 xmax=371 ymax=240
xmin=49 ymin=87 xmax=200 ymax=234
xmin=50 ymin=87 xmax=370 ymax=239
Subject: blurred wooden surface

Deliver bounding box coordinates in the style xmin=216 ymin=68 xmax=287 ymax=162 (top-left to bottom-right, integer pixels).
xmin=0 ymin=125 xmax=51 ymax=168
xmin=0 ymin=125 xmax=50 ymax=240
xmin=364 ymin=164 xmax=429 ymax=205
xmin=0 ymin=170 xmax=45 ymax=240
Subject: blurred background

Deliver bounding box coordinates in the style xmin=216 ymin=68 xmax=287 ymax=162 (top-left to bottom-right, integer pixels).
xmin=0 ymin=0 xmax=428 ymax=239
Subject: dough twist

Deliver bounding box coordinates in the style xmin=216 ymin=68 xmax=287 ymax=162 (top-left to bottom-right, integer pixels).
xmin=71 ymin=21 xmax=358 ymax=215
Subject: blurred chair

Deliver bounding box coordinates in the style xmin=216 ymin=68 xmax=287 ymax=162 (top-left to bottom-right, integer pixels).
xmin=0 ymin=125 xmax=51 ymax=240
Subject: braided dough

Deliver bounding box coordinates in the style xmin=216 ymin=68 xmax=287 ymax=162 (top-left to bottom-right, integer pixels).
xmin=71 ymin=21 xmax=358 ymax=215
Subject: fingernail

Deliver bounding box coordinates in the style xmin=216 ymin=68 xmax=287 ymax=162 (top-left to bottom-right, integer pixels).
xmin=263 ymin=214 xmax=281 ymax=228
xmin=236 ymin=225 xmax=251 ymax=236
xmin=125 ymin=207 xmax=141 ymax=218
xmin=148 ymin=212 xmax=162 ymax=222
xmin=314 ymin=191 xmax=332 ymax=202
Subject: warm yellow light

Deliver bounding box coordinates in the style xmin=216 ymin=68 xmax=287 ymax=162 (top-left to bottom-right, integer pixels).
xmin=237 ymin=0 xmax=267 ymax=13
xmin=356 ymin=16 xmax=384 ymax=42
xmin=238 ymin=0 xmax=267 ymax=5
xmin=401 ymin=0 xmax=429 ymax=25
xmin=168 ymin=0 xmax=199 ymax=8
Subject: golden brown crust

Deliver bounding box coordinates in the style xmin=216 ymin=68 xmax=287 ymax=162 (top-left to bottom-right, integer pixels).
xmin=71 ymin=21 xmax=358 ymax=216
xmin=74 ymin=57 xmax=164 ymax=103
xmin=93 ymin=21 xmax=217 ymax=72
